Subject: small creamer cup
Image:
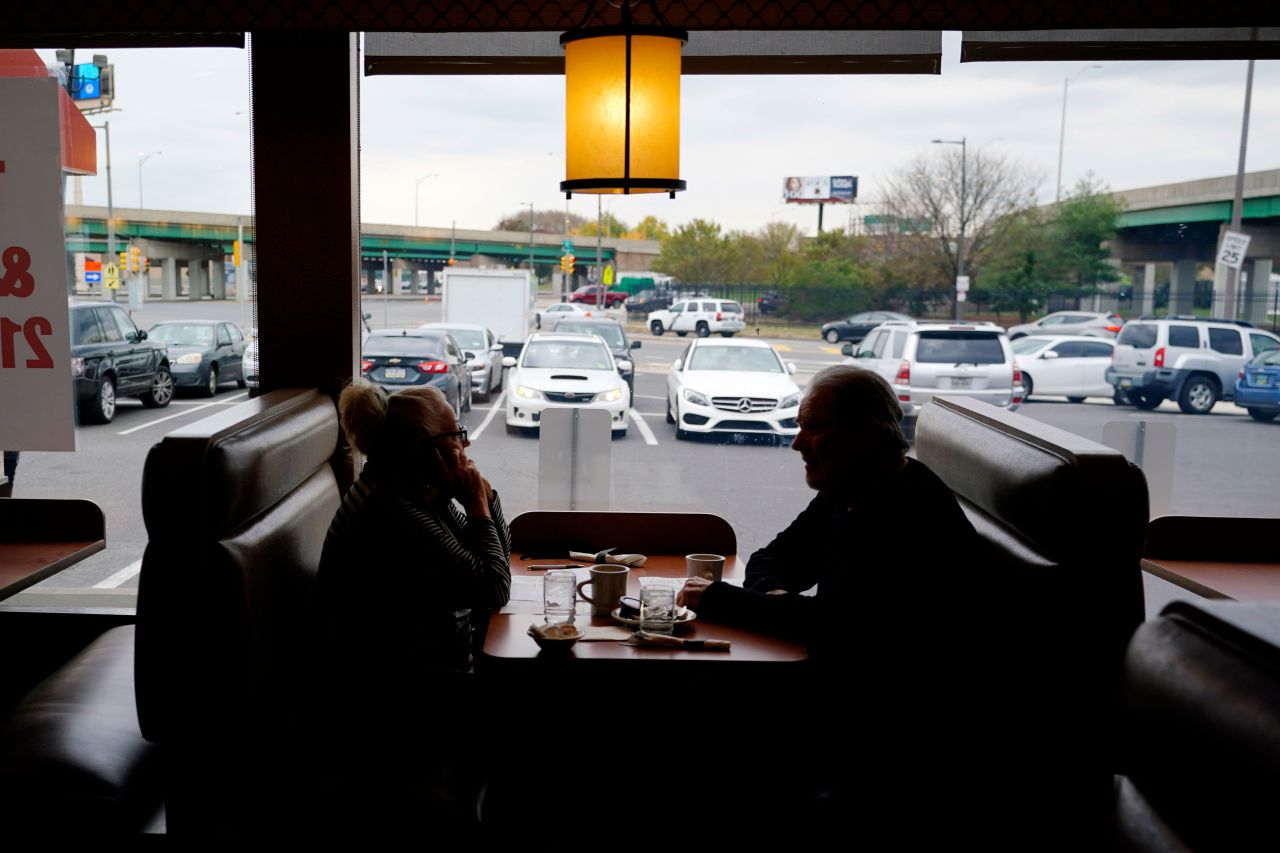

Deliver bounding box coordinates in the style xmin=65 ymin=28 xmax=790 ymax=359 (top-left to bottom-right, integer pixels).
xmin=686 ymin=553 xmax=725 ymax=582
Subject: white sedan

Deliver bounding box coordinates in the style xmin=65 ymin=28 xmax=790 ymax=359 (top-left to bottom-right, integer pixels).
xmin=1010 ymin=335 xmax=1116 ymax=402
xmin=503 ymin=333 xmax=631 ymax=436
xmin=535 ymin=301 xmax=596 ymax=329
xmin=666 ymin=338 xmax=802 ymax=440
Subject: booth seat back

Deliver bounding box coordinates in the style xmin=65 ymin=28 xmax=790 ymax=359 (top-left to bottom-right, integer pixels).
xmin=136 ymin=389 xmax=341 ymax=748
xmin=915 ymin=397 xmax=1149 ymax=843
xmin=1116 ymin=601 xmax=1280 ymax=852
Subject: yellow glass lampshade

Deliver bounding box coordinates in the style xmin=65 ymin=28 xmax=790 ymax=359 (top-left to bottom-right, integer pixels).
xmin=561 ymin=26 xmax=685 ymax=197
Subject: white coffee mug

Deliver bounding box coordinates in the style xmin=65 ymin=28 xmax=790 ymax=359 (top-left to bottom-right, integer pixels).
xmin=576 ymin=564 xmax=630 ymax=617
xmin=686 ymin=553 xmax=725 ymax=582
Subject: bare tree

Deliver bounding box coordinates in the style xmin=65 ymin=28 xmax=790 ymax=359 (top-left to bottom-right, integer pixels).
xmin=878 ymin=147 xmax=1042 ymax=290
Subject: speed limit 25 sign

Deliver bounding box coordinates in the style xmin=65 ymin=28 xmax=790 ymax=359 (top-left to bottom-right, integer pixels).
xmin=1218 ymin=231 xmax=1251 ymax=271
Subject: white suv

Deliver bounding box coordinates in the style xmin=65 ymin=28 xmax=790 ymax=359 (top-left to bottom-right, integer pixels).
xmin=647 ymin=299 xmax=745 ymax=338
xmin=1106 ymin=317 xmax=1280 ymax=413
xmin=843 ymin=321 xmax=1023 ymax=433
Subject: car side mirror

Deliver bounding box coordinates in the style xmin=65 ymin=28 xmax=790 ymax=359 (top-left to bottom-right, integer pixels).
xmin=616 ymin=360 xmax=633 ymax=372
xmin=463 ymin=351 xmax=477 ymax=360
xmin=136 ymin=330 xmax=147 ymax=341
xmin=787 ymin=362 xmax=798 ymax=374
xmin=490 ymin=343 xmax=504 ymax=352
xmin=502 ymin=356 xmax=517 ymax=368
xmin=840 ymin=343 xmax=853 ymax=356
xmin=1041 ymin=350 xmax=1060 ymax=360
xmin=631 ymin=341 xmax=641 ymax=349
xmin=672 ymin=358 xmax=683 ymax=371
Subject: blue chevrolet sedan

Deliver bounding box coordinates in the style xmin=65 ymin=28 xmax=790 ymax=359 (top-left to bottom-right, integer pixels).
xmin=1234 ymin=348 xmax=1280 ymax=422
xmin=147 ymin=320 xmax=247 ymax=397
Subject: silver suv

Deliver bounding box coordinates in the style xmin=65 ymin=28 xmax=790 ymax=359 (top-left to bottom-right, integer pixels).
xmin=1106 ymin=317 xmax=1280 ymax=413
xmin=1007 ymin=311 xmax=1124 ymax=340
xmin=843 ymin=321 xmax=1023 ymax=433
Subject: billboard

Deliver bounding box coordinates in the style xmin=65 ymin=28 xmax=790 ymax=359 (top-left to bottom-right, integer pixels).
xmin=783 ymin=175 xmax=857 ymax=204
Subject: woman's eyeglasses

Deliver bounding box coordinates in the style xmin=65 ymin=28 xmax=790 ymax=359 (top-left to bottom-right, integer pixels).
xmin=427 ymin=427 xmax=468 ymax=444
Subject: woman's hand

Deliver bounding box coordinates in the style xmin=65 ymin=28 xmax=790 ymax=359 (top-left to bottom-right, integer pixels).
xmin=436 ymin=446 xmax=491 ymax=518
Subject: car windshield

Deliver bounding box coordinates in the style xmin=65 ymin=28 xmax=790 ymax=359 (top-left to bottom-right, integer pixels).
xmin=1117 ymin=323 xmax=1158 ymax=348
xmin=688 ymin=345 xmax=783 ymax=373
xmin=554 ymin=322 xmax=625 ymax=348
xmin=364 ymin=334 xmax=444 ymax=357
xmin=1253 ymin=350 xmax=1280 ymax=367
xmin=1011 ymin=337 xmax=1052 ymax=355
xmin=915 ymin=332 xmax=1006 ymax=364
xmin=438 ymin=328 xmax=485 ymax=349
xmin=522 ymin=340 xmax=613 ymax=370
xmin=149 ymin=323 xmax=214 ymax=346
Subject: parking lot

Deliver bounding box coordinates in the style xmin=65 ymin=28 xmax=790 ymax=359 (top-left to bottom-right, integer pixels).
xmin=8 ymin=297 xmax=1278 ymax=602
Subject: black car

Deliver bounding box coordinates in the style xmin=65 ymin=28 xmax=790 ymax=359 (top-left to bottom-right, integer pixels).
xmin=624 ymin=288 xmax=673 ymax=316
xmin=756 ymin=291 xmax=783 ymax=315
xmin=360 ymin=329 xmax=472 ymax=416
xmin=820 ymin=311 xmax=914 ymax=344
xmin=546 ymin=316 xmax=641 ymax=394
xmin=147 ymin=320 xmax=248 ymax=397
xmin=70 ymin=302 xmax=174 ymax=424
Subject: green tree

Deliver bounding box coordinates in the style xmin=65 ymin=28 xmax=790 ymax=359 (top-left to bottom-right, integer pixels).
xmin=627 ymin=215 xmax=670 ymax=241
xmin=494 ymin=209 xmax=587 ymax=234
xmin=575 ymin=211 xmax=630 ymax=238
xmin=756 ymin=222 xmax=802 ymax=287
xmin=975 ymin=208 xmax=1050 ymax=322
xmin=1046 ymin=175 xmax=1124 ymax=294
xmin=652 ymin=219 xmax=735 ymax=283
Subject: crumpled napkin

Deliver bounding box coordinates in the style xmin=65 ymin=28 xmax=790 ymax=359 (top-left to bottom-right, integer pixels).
xmin=569 ymin=549 xmax=647 ymax=567
xmin=622 ymin=630 xmax=730 ymax=651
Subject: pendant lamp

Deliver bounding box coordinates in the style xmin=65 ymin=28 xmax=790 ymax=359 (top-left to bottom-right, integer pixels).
xmin=560 ymin=1 xmax=687 ymax=198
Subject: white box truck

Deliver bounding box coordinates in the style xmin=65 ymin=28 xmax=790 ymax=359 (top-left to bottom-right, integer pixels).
xmin=441 ymin=268 xmax=533 ymax=356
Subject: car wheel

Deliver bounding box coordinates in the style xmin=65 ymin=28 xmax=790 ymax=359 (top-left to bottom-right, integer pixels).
xmin=1113 ymin=389 xmax=1131 ymax=406
xmin=665 ymin=395 xmax=675 ymax=424
xmin=141 ymin=367 xmax=175 ymax=409
xmin=720 ymin=332 xmax=734 ymax=338
xmin=1177 ymin=375 xmax=1217 ymax=414
xmin=613 ymin=428 xmax=628 ymax=440
xmin=696 ymin=322 xmax=710 ymax=338
xmin=1022 ymin=374 xmax=1034 ymax=399
xmin=1066 ymin=396 xmax=1086 ymax=404
xmin=202 ymin=364 xmax=219 ymax=398
xmin=1247 ymin=408 xmax=1278 ymax=422
xmin=825 ymin=329 xmax=840 ymax=344
xmin=84 ymin=375 xmax=117 ymax=424
xmin=505 ymin=422 xmax=521 ymax=435
xmin=676 ymin=331 xmax=687 ymax=337
xmin=650 ymin=320 xmax=664 ymax=336
xmin=1133 ymin=391 xmax=1163 ymax=410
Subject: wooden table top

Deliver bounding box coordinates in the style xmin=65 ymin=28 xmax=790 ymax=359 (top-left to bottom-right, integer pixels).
xmin=0 ymin=539 xmax=105 ymax=602
xmin=482 ymin=553 xmax=809 ymax=666
xmin=0 ymin=498 xmax=107 ymax=603
xmin=1142 ymin=557 xmax=1280 ymax=603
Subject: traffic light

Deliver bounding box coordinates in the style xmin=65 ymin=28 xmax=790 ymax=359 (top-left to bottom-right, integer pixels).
xmin=559 ymin=255 xmax=567 ymax=271
xmin=144 ymin=257 xmax=151 ymax=273
xmin=119 ymin=251 xmax=127 ymax=271
xmin=129 ymin=245 xmax=141 ymax=274
xmin=447 ymin=257 xmax=455 ymax=267
xmin=566 ymin=253 xmax=575 ymax=275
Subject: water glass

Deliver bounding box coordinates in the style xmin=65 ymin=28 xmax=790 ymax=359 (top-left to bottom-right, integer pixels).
xmin=639 ymin=581 xmax=676 ymax=635
xmin=543 ymin=571 xmax=577 ymax=625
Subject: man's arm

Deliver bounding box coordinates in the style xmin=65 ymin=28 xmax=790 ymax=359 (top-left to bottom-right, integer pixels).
xmin=692 ymin=581 xmax=818 ymax=646
xmin=743 ymin=496 xmax=828 ymax=594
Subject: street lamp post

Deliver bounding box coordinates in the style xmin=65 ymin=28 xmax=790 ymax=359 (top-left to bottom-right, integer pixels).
xmin=414 ymin=173 xmax=438 ymax=227
xmin=525 ymin=201 xmax=536 ymax=273
xmin=138 ymin=150 xmax=161 ymax=208
xmin=932 ymin=137 xmax=967 ymax=321
xmin=92 ymin=121 xmax=116 ymax=300
xmin=1056 ymin=65 xmax=1101 ymax=202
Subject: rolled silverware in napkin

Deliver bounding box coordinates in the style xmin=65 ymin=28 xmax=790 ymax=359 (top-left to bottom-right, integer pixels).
xmin=569 ymin=550 xmax=647 ymax=567
xmin=626 ymin=630 xmax=730 ymax=650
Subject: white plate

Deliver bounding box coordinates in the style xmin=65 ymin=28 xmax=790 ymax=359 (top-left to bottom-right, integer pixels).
xmin=611 ymin=607 xmax=696 ymax=630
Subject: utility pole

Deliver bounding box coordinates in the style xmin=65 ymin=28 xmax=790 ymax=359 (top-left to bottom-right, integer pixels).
xmin=92 ymin=121 xmax=116 ymax=301
xmin=596 ymin=196 xmax=604 ymax=307
xmin=526 ymin=201 xmax=535 ymax=276
xmin=1223 ymin=55 xmax=1255 ymax=321
xmin=1056 ymin=65 xmax=1101 ymax=202
xmin=933 ymin=137 xmax=967 ymax=321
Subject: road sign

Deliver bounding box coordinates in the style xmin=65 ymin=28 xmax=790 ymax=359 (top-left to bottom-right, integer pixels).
xmin=603 ymin=266 xmax=613 ymax=286
xmin=104 ymin=263 xmax=119 ymax=289
xmin=956 ymin=275 xmax=970 ymax=293
xmin=957 ymin=292 xmax=967 ymax=303
xmin=1218 ymin=231 xmax=1251 ymax=270
xmin=562 ymin=239 xmax=575 ymax=253
xmin=85 ymin=270 xmax=101 ymax=283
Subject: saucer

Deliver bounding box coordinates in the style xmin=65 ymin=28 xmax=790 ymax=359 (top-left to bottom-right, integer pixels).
xmin=610 ymin=607 xmax=696 ymax=631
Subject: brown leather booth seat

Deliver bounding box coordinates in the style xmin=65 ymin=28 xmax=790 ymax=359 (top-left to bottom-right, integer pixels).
xmin=914 ymin=397 xmax=1149 ymax=845
xmin=1115 ymin=601 xmax=1280 ymax=853
xmin=136 ymin=388 xmax=342 ymax=836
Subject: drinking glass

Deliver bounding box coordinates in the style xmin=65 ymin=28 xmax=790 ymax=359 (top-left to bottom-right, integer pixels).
xmin=543 ymin=571 xmax=577 ymax=625
xmin=639 ymin=581 xmax=676 ymax=635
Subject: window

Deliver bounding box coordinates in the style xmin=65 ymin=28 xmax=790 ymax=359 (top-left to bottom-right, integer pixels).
xmin=1081 ymin=342 xmax=1114 ymax=358
xmin=95 ymin=308 xmax=124 ymax=343
xmin=701 ymin=302 xmax=717 ymax=312
xmin=1052 ymin=341 xmax=1086 ymax=358
xmin=1118 ymin=324 xmax=1157 ymax=349
xmin=73 ymin=310 xmax=105 ymax=345
xmin=869 ymin=331 xmax=889 ymax=358
xmin=1251 ymin=334 xmax=1280 ymax=355
xmin=890 ymin=332 xmax=906 ymax=359
xmin=670 ymin=303 xmax=685 ymax=315
xmin=687 ymin=346 xmax=783 ymax=372
xmin=228 ymin=325 xmax=244 ymax=344
xmin=364 ymin=334 xmax=444 ymax=358
xmin=858 ymin=330 xmax=884 ymax=358
xmin=915 ymin=332 xmax=1005 ymax=364
xmin=1207 ymin=328 xmax=1242 ymax=355
xmin=1040 ymin=316 xmax=1067 ymax=326
xmin=217 ymin=325 xmax=233 ymax=346
xmin=108 ymin=308 xmax=139 ymax=342
xmin=1167 ymin=326 xmax=1200 ymax=348
xmin=721 ymin=302 xmax=743 ymax=314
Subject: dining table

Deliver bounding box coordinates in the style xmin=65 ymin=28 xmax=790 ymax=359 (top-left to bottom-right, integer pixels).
xmin=0 ymin=498 xmax=106 ymax=603
xmin=1141 ymin=515 xmax=1280 ymax=603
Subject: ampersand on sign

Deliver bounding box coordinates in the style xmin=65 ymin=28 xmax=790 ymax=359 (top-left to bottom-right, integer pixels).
xmin=0 ymin=246 xmax=35 ymax=297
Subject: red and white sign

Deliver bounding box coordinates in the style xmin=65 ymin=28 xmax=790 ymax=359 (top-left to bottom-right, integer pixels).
xmin=0 ymin=78 xmax=76 ymax=450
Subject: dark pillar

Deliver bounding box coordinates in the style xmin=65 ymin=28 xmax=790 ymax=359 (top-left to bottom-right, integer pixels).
xmin=250 ymin=32 xmax=360 ymax=401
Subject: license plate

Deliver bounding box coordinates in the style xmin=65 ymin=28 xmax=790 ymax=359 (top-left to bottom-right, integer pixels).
xmin=1255 ymin=374 xmax=1271 ymax=386
xmin=1119 ymin=378 xmax=1133 ymax=388
xmin=950 ymin=377 xmax=972 ymax=389
xmin=384 ymin=366 xmax=406 ymax=379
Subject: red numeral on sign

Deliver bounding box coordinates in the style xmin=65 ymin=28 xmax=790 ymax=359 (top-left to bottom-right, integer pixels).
xmin=0 ymin=247 xmax=35 ymax=297
xmin=0 ymin=316 xmax=53 ymax=368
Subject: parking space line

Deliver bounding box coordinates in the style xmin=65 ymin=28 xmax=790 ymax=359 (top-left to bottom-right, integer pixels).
xmin=116 ymin=393 xmax=247 ymax=435
xmin=820 ymin=345 xmax=841 ymax=355
xmin=635 ymin=394 xmax=667 ymax=401
xmin=93 ymin=559 xmax=142 ymax=588
xmin=628 ymin=408 xmax=659 ymax=445
xmin=470 ymin=389 xmax=507 ymax=440
xmin=773 ymin=343 xmax=794 ymax=352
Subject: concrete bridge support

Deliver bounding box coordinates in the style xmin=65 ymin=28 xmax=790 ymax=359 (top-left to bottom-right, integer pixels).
xmin=1244 ymin=258 xmax=1274 ymax=327
xmin=211 ymin=260 xmax=227 ymax=299
xmin=188 ymin=260 xmax=210 ymax=301
xmin=162 ymin=257 xmax=179 ymax=300
xmin=1138 ymin=263 xmax=1157 ymax=316
xmin=1169 ymin=259 xmax=1197 ymax=315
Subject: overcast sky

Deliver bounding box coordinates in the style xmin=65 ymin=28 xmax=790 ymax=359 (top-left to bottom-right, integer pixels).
xmin=44 ymin=35 xmax=1280 ymax=237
